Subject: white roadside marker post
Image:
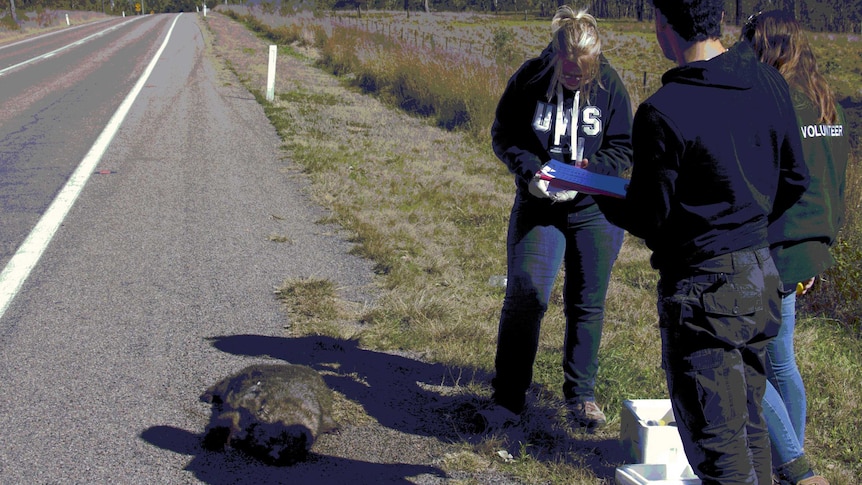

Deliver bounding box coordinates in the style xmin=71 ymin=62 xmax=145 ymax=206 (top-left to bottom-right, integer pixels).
xmin=266 ymin=45 xmax=277 ymax=102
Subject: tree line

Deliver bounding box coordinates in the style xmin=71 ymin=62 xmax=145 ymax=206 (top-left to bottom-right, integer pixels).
xmin=332 ymin=0 xmax=860 ymax=32
xmin=3 ymin=0 xmax=860 ymax=32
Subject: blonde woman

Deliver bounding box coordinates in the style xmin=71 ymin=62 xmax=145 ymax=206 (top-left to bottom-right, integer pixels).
xmin=484 ymin=6 xmax=632 ymax=430
xmin=743 ymin=10 xmax=849 ymax=485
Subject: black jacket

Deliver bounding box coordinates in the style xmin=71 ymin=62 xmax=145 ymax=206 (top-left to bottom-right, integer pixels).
xmin=491 ymin=46 xmax=633 ymax=210
xmin=599 ymin=42 xmax=809 ymax=272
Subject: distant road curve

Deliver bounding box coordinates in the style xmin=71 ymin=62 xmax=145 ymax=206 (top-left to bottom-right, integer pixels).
xmin=0 ymin=14 xmax=172 ymax=276
xmin=0 ymin=14 xmax=179 ymax=319
xmin=0 ymin=16 xmax=141 ymax=78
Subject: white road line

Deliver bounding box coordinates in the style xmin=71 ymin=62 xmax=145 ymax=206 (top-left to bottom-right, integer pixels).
xmin=0 ymin=16 xmax=141 ymax=78
xmin=0 ymin=17 xmax=115 ymax=52
xmin=0 ymin=14 xmax=182 ymax=321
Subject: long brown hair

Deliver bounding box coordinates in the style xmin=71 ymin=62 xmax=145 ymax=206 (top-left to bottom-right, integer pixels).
xmin=742 ymin=10 xmax=839 ymax=124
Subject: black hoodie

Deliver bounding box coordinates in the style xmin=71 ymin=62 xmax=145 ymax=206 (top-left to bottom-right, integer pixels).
xmin=491 ymin=45 xmax=633 ymax=210
xmin=599 ymin=42 xmax=809 ymax=272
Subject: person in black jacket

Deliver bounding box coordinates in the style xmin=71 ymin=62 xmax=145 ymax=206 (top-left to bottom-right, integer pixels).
xmin=483 ymin=5 xmax=633 ymax=431
xmin=592 ymin=0 xmax=809 ymax=483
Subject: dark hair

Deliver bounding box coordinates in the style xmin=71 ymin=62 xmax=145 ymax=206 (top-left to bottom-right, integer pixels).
xmin=651 ymin=0 xmax=724 ymax=42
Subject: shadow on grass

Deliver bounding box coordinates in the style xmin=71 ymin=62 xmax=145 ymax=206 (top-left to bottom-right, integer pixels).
xmin=141 ymin=333 xmax=628 ymax=482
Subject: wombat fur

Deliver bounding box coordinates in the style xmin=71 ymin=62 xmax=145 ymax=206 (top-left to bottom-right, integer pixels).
xmin=200 ymin=363 xmax=338 ymax=466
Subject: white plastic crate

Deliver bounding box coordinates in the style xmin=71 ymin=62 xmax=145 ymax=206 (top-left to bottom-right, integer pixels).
xmin=615 ymin=463 xmax=701 ymax=485
xmin=619 ymin=399 xmax=688 ymax=465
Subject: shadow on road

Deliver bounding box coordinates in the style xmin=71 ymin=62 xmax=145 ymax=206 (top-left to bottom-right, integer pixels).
xmin=207 ymin=334 xmax=486 ymax=439
xmin=141 ymin=424 xmax=443 ymax=484
xmin=141 ymin=333 xmax=626 ymax=482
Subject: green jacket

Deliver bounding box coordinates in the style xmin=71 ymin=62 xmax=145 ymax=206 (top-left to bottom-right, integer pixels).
xmin=769 ymin=89 xmax=851 ymax=288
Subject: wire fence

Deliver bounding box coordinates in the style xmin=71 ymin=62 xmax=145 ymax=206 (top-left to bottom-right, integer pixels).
xmin=332 ymin=13 xmax=666 ymax=106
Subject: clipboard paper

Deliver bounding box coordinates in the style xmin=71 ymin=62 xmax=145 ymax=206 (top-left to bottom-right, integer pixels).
xmin=537 ymin=160 xmax=628 ymax=199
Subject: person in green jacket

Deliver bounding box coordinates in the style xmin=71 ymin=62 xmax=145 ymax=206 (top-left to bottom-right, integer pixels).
xmin=742 ymin=10 xmax=850 ymax=485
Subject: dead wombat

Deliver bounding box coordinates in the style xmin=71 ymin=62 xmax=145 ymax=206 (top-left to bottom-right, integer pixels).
xmin=200 ymin=363 xmax=338 ymax=465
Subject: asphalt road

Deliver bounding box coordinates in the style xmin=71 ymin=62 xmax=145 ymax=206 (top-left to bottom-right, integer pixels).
xmin=0 ymin=13 xmax=374 ymax=482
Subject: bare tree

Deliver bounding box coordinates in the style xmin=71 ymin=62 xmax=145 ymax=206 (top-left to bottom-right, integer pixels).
xmin=10 ymin=0 xmax=18 ymax=23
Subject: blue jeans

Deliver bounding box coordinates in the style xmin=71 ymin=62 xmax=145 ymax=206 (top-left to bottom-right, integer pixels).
xmin=657 ymin=247 xmax=781 ymax=485
xmin=491 ymin=198 xmax=623 ymax=411
xmin=763 ymin=291 xmax=807 ymax=467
